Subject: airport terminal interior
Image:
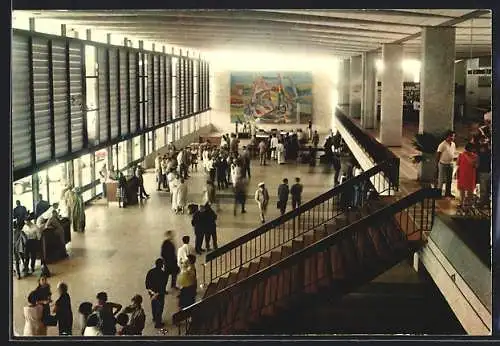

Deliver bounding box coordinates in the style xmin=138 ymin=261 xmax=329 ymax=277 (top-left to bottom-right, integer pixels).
xmin=10 ymin=9 xmax=492 ymax=337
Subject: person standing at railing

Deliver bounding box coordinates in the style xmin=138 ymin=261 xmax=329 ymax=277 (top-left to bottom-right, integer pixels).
xmin=352 ymin=165 xmax=364 ymax=209
xmin=145 ymin=258 xmax=168 ymax=329
xmin=290 ymin=177 xmax=303 ymax=209
xmin=255 ymin=182 xmax=270 ymax=224
xmin=177 ymin=255 xmax=197 ymax=310
xmin=277 ymin=179 xmax=289 ymax=215
xmin=436 ymin=130 xmax=456 ymax=199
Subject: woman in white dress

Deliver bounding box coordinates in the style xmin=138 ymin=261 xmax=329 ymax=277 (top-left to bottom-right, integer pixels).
xmin=23 ymin=290 xmax=46 ymax=336
xmin=176 ymin=178 xmax=188 ymax=214
xmin=276 ymin=141 xmax=285 ymax=165
xmin=169 ymin=172 xmax=180 ymax=212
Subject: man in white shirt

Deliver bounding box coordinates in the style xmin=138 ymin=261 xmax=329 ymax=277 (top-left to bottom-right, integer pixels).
xmin=436 ymin=130 xmax=457 ymax=198
xmin=177 ymin=235 xmax=195 ymax=268
xmin=22 ymin=219 xmax=42 ymax=274
xmin=270 ymin=135 xmax=279 ymax=160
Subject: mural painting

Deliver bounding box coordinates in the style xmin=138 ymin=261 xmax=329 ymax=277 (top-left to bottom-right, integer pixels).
xmin=230 ymin=72 xmax=313 ymax=124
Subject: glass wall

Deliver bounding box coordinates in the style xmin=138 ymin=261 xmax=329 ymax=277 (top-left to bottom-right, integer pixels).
xmin=12 ymin=175 xmax=34 ymax=212
xmin=47 ymin=162 xmax=70 ymax=205
xmin=85 ymin=45 xmax=99 ymax=146
xmin=146 ymin=132 xmax=154 ymax=155
xmin=133 ymin=135 xmax=142 ymax=161
xmin=155 ymin=127 xmax=165 ymax=150
xmin=118 ymin=140 xmax=128 ymax=170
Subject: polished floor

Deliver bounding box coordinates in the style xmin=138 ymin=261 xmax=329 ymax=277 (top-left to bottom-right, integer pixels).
xmin=12 ymin=153 xmax=344 ymax=337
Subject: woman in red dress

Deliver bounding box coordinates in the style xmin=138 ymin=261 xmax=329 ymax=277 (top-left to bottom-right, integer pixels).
xmin=456 ymin=143 xmax=478 ymax=208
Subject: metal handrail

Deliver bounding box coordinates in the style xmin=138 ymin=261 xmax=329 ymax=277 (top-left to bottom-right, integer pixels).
xmin=335 ymin=108 xmax=400 ymax=189
xmin=203 ymin=157 xmax=399 ymax=285
xmin=173 ymin=187 xmax=440 ymax=331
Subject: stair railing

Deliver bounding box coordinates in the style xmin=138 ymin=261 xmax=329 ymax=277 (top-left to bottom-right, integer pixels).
xmin=174 ymin=186 xmax=439 ymax=335
xmin=335 ymin=108 xmax=400 ymax=191
xmin=202 ymin=157 xmax=400 ymax=286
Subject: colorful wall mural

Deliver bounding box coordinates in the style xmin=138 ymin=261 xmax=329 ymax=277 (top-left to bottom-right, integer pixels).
xmin=230 ymin=72 xmax=313 ymax=124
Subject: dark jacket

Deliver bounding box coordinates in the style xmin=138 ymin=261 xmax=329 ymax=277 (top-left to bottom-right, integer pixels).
xmin=122 ymin=305 xmax=146 ymax=335
xmin=13 ymin=205 xmax=28 ymax=224
xmin=277 ymin=184 xmax=290 ymax=202
xmin=55 ymin=292 xmax=73 ymax=333
xmin=35 ymin=200 xmax=50 ymax=219
xmin=145 ymin=267 xmax=168 ymax=295
xmin=191 ymin=206 xmax=218 ymax=235
xmin=290 ymin=183 xmax=303 ymax=201
xmin=161 ymin=239 xmax=179 ymax=272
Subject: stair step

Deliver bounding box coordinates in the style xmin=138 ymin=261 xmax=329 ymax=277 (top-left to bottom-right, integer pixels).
xmin=248 ymin=261 xmax=260 ymax=276
xmin=281 ymin=245 xmax=292 ymax=258
xmin=270 ymin=251 xmax=282 ymax=264
xmin=237 ymin=266 xmax=249 ymax=283
xmin=215 ymin=277 xmax=228 ymax=292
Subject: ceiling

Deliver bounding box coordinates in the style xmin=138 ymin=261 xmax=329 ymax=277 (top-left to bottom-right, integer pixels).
xmin=13 ymin=9 xmax=492 ymax=59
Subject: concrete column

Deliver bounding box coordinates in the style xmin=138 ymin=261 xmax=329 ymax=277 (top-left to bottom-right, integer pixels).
xmin=338 ymin=59 xmax=350 ymax=110
xmin=361 ymin=51 xmax=377 ymax=129
xmin=380 ymin=44 xmax=404 ymax=146
xmin=349 ymin=55 xmax=363 ymax=118
xmin=419 ymin=27 xmax=456 ymax=134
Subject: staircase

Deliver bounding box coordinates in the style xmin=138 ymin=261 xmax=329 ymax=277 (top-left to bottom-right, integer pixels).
xmin=173 ymin=188 xmax=441 ymax=335
xmin=200 ymin=158 xmax=400 ymax=287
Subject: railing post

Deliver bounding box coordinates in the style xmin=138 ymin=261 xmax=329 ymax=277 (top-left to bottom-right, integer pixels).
xmin=240 ymin=246 xmax=243 ymax=267
xmin=293 ymin=215 xmax=296 ymax=238
xmin=210 ymin=261 xmax=213 ymax=283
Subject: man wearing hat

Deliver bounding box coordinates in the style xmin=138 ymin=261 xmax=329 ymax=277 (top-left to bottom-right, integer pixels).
xmin=255 ymin=182 xmax=270 ymax=224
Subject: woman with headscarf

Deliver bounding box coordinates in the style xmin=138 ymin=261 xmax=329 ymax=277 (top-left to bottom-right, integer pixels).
xmin=176 ymin=178 xmax=188 ymax=214
xmin=71 ymin=187 xmax=86 ymax=233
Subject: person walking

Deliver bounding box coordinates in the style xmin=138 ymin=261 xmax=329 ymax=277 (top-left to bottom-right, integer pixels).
xmin=13 ymin=223 xmax=28 ymax=279
xmin=307 ymin=120 xmax=313 ymax=141
xmin=203 ymin=180 xmax=218 ymax=211
xmin=161 ymin=230 xmax=180 ymax=291
xmin=241 ymin=146 xmax=251 ymax=178
xmin=202 ymin=203 xmax=218 ymax=251
xmin=255 ymin=182 xmax=270 ymax=223
xmin=169 ymin=172 xmax=181 ymax=212
xmin=178 ymin=255 xmax=198 ymax=310
xmin=135 ymin=164 xmax=150 ymax=200
xmin=477 ymin=142 xmax=491 ymax=208
xmin=233 ymin=176 xmax=248 ymax=216
xmin=99 ymin=164 xmax=108 ymax=199
xmin=276 ymin=140 xmax=285 ymax=165
xmin=155 ymin=153 xmax=163 ymax=191
xmin=290 ymin=177 xmax=303 ymax=209
xmin=456 ymin=143 xmax=478 ymax=209
xmin=117 ymin=172 xmax=128 ymax=208
xmin=176 ymin=178 xmax=188 ymax=214
xmin=92 ymin=291 xmax=122 ymax=336
xmin=13 ymin=200 xmax=29 ymax=230
xmin=270 ymin=134 xmax=279 ymax=160
xmin=436 ymin=130 xmax=457 ymax=198
xmin=312 ymin=130 xmax=320 ymax=148
xmin=145 ymin=258 xmax=168 ymax=329
xmin=277 ymin=179 xmax=290 ymax=215
xmin=23 ymin=218 xmax=41 ymax=275
xmin=53 ymin=282 xmax=73 ymax=335
xmin=258 ymin=140 xmax=267 ymax=166
xmin=23 ymin=290 xmax=46 ymax=336
xmin=161 ymin=156 xmax=169 ymax=190
xmin=122 ymin=295 xmax=146 ymax=335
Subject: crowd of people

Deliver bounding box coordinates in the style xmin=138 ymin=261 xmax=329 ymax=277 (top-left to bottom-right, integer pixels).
xmin=435 ymin=111 xmax=492 ymax=212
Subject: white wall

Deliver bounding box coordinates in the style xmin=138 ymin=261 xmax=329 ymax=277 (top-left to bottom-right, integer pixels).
xmin=208 ymin=51 xmax=339 ymax=135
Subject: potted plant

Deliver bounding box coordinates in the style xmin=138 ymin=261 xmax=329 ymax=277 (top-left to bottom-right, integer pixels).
xmin=410 ymin=132 xmax=444 ymax=183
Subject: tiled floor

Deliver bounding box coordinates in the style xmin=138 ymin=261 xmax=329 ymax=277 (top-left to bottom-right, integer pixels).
xmin=12 ymin=153 xmax=342 ymax=337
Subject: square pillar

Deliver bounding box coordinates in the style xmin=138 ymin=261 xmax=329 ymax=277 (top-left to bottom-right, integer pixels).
xmin=419 ymin=26 xmax=456 ymax=134
xmin=361 ymin=51 xmax=377 ymax=129
xmin=380 ymin=44 xmax=403 ymax=147
xmin=338 ymin=59 xmax=350 ymax=110
xmin=349 ymin=55 xmax=362 ymax=118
